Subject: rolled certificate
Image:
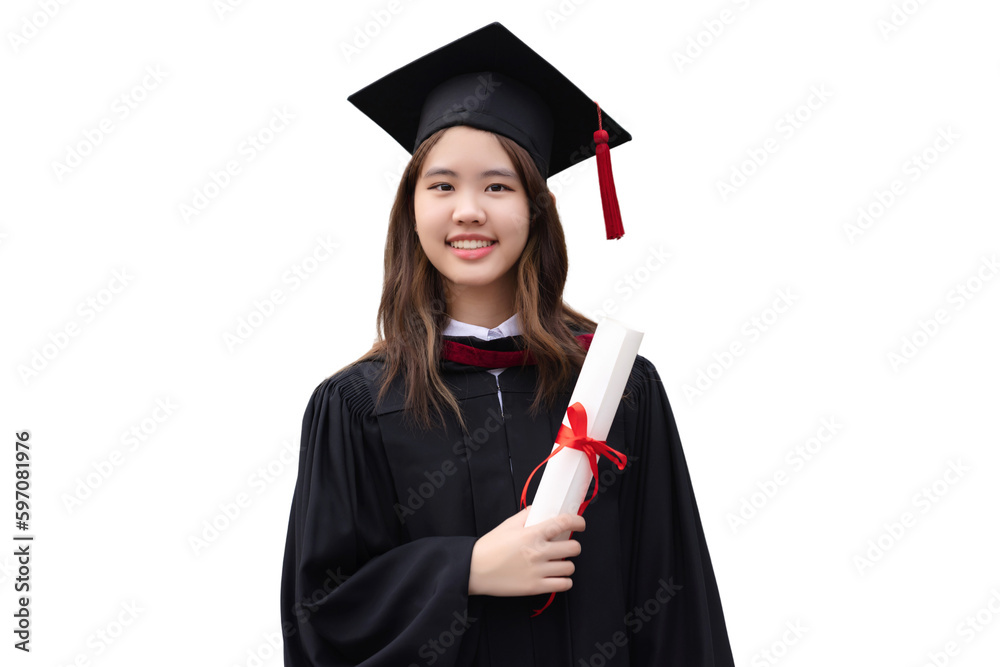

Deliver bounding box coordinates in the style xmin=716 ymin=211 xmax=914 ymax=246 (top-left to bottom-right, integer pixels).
xmin=524 ymin=317 xmax=643 ymax=537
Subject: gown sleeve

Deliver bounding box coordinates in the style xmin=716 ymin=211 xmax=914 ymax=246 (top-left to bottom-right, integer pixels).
xmin=619 ymin=357 xmax=736 ymax=666
xmin=280 ymin=368 xmax=479 ymax=666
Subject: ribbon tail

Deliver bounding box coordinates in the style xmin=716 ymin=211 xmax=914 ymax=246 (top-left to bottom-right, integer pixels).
xmin=520 ymin=445 xmax=564 ymax=510
xmin=531 ymin=591 xmax=557 ymax=617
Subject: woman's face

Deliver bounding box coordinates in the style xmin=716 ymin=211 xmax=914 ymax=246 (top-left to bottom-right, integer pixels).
xmin=414 ymin=126 xmax=530 ymax=293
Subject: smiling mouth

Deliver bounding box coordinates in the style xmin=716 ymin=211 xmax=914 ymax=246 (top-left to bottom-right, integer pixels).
xmin=447 ymin=239 xmax=497 ymax=249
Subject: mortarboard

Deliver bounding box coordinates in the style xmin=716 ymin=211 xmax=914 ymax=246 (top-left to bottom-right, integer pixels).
xmin=347 ymin=22 xmax=631 ymax=240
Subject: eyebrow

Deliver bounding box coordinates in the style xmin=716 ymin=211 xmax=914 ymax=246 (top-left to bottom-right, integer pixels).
xmin=421 ymin=166 xmax=518 ymax=180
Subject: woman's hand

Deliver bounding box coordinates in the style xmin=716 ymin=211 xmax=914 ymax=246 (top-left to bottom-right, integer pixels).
xmin=468 ymin=507 xmax=585 ymax=596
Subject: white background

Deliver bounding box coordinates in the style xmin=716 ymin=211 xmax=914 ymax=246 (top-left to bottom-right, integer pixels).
xmin=2 ymin=1 xmax=998 ymax=665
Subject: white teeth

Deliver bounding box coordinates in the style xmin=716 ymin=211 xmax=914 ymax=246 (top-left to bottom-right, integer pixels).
xmin=449 ymin=239 xmax=496 ymax=249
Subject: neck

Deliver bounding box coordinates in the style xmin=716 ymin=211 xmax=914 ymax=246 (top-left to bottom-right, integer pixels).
xmin=445 ymin=271 xmax=517 ymax=329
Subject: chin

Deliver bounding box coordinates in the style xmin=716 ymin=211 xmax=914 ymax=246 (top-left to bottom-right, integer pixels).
xmin=442 ymin=272 xmax=503 ymax=288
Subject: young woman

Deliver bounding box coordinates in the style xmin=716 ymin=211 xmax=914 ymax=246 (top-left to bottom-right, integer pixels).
xmin=280 ymin=23 xmax=735 ymax=667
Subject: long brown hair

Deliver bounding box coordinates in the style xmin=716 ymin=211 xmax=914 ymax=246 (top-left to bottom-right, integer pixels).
xmin=348 ymin=127 xmax=596 ymax=431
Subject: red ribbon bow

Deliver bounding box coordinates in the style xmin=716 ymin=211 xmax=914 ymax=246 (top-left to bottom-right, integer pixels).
xmin=519 ymin=402 xmax=628 ymax=615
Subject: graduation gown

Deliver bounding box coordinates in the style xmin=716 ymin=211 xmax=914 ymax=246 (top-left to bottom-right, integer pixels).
xmin=280 ymin=333 xmax=735 ymax=666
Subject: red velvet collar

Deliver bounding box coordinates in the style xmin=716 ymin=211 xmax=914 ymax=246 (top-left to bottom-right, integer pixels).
xmin=440 ymin=333 xmax=593 ymax=369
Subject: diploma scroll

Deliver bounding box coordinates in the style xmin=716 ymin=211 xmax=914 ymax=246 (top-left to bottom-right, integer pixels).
xmin=524 ymin=317 xmax=643 ymax=538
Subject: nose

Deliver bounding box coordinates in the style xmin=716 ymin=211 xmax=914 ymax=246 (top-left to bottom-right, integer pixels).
xmin=452 ymin=189 xmax=485 ymax=225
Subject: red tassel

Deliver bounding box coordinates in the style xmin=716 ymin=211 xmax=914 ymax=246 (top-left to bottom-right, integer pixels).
xmin=594 ymin=102 xmax=624 ymax=240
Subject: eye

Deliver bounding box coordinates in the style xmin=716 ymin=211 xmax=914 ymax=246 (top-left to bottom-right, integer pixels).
xmin=487 ymin=183 xmax=513 ymax=192
xmin=429 ymin=183 xmax=454 ymax=191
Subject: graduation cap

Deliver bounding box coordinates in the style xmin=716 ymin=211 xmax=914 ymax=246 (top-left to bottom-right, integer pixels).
xmin=347 ymin=22 xmax=631 ymax=240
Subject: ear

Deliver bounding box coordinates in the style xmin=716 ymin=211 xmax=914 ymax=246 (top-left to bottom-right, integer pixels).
xmin=529 ymin=191 xmax=556 ymax=225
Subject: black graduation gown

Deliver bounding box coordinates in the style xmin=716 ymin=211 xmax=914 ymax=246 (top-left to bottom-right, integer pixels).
xmin=280 ymin=333 xmax=735 ymax=666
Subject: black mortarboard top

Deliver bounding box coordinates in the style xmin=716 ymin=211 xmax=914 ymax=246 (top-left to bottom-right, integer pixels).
xmin=347 ymin=22 xmax=631 ymax=240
